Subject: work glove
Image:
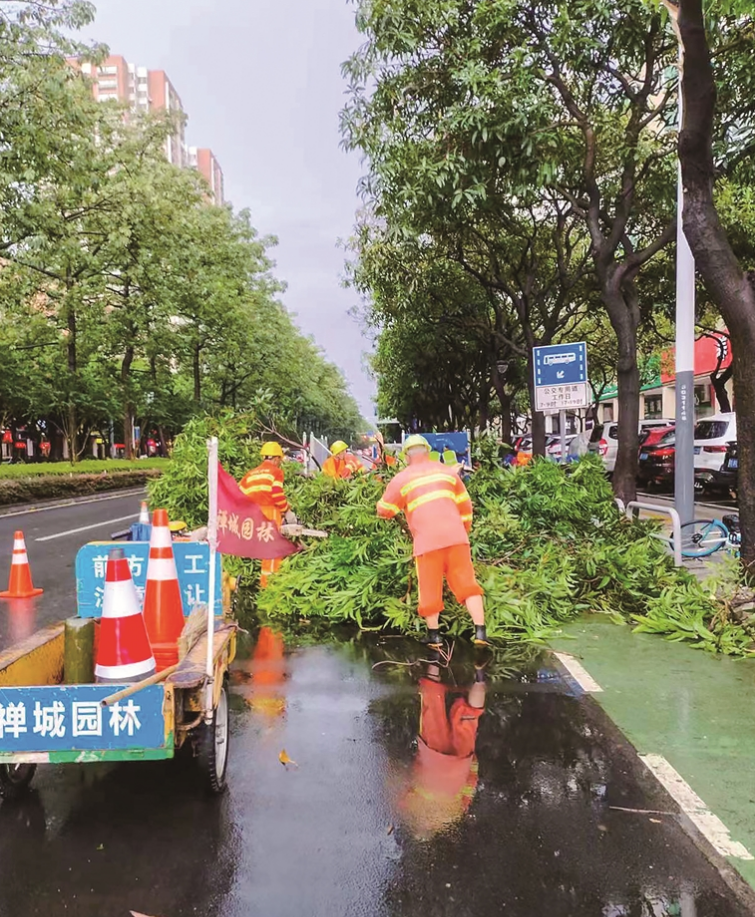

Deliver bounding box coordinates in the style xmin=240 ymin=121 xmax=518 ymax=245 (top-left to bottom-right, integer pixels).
xmin=284 ymin=510 xmax=298 ymax=525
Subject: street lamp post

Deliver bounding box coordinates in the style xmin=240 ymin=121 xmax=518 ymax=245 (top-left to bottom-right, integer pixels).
xmin=668 ymin=4 xmax=696 ymax=526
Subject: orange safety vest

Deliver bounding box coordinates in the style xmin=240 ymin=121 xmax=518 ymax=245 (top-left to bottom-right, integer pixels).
xmin=239 ymin=460 xmax=289 ymax=514
xmin=376 ymin=456 xmax=473 ymax=556
xmin=322 ymin=453 xmax=362 ymax=479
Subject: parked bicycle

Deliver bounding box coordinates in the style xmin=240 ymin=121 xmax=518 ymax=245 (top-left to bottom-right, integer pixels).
xmin=676 ymin=514 xmax=740 ymax=559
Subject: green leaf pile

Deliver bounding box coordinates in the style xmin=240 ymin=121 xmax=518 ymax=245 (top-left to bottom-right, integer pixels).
xmin=151 ymin=415 xmax=755 ymax=655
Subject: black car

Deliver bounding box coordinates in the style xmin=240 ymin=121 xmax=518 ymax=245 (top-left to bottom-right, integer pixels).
xmin=702 ymin=441 xmax=737 ymax=498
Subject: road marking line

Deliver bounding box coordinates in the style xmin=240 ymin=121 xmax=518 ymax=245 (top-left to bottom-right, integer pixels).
xmin=553 ymin=652 xmax=603 ymax=692
xmin=640 ymin=753 xmax=754 ymax=861
xmin=35 ymin=514 xmax=139 ymax=542
xmin=0 ymin=489 xmax=146 ymax=520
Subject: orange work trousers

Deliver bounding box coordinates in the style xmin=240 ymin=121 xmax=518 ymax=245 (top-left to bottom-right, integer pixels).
xmin=260 ymin=506 xmax=283 ymax=588
xmin=415 ymin=543 xmax=483 ymax=618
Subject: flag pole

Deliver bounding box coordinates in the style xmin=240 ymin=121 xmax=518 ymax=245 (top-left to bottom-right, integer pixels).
xmin=205 ymin=436 xmax=219 ymax=721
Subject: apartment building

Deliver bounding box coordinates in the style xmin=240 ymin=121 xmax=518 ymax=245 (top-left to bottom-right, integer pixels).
xmin=71 ymin=55 xmax=222 ymax=190
xmin=188 ymin=147 xmax=225 ymax=204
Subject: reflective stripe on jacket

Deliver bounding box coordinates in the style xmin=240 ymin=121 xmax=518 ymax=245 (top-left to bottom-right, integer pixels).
xmin=239 ymin=460 xmax=289 ymax=513
xmin=376 ymin=457 xmax=473 ymax=556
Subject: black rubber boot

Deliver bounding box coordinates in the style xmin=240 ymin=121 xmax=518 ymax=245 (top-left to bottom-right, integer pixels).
xmin=420 ymin=628 xmax=444 ymax=650
xmin=473 ymin=625 xmax=490 ymax=647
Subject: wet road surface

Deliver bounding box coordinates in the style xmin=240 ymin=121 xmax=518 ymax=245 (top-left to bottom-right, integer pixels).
xmin=0 ymin=491 xmax=145 ymax=651
xmin=0 ymin=631 xmax=751 ymax=917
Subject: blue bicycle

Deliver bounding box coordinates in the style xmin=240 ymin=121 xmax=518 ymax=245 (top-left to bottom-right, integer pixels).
xmin=678 ymin=514 xmax=740 ymax=559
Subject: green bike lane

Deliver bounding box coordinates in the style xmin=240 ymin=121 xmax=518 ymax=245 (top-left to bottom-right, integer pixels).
xmin=551 ymin=616 xmax=755 ymax=894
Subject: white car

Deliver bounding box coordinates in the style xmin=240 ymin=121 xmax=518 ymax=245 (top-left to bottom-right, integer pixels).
xmin=694 ymin=413 xmax=737 ymax=475
xmin=588 ymin=419 xmax=674 ymax=473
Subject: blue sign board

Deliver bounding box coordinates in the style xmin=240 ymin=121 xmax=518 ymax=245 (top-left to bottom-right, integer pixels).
xmin=423 ymin=432 xmax=470 ymax=462
xmin=0 ymin=684 xmax=166 ymax=754
xmin=75 ymin=542 xmax=222 ymax=619
xmin=534 ymin=342 xmax=588 ymax=386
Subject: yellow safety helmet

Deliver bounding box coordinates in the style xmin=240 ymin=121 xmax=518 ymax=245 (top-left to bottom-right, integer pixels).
xmin=402 ymin=435 xmax=431 ymax=457
xmin=261 ymin=441 xmax=284 ymax=459
xmin=330 ymin=440 xmax=349 ymax=456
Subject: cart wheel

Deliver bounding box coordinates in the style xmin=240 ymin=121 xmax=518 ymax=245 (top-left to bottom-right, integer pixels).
xmin=0 ymin=764 xmax=36 ymax=800
xmin=197 ymin=684 xmax=229 ymax=795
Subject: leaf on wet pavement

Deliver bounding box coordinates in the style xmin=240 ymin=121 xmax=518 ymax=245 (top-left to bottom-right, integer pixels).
xmin=131 ymin=912 xmax=160 ymax=916
xmin=279 ymin=749 xmax=298 ymax=768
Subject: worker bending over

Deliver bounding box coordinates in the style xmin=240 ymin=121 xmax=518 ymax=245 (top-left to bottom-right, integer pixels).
xmin=240 ymin=442 xmax=296 ymax=587
xmin=376 ymin=435 xmax=488 ymax=647
xmin=322 ymin=441 xmax=363 ymax=479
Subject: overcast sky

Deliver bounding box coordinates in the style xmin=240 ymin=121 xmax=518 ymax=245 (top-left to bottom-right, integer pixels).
xmin=83 ymin=0 xmax=375 ymax=419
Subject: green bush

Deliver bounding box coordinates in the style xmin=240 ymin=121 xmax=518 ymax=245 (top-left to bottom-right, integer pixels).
xmin=0 ymin=470 xmax=162 ymax=507
xmin=0 ymin=458 xmax=169 ymax=479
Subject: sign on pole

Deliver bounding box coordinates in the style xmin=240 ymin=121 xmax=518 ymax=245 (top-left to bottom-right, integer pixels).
xmin=533 ymin=342 xmax=589 ymax=412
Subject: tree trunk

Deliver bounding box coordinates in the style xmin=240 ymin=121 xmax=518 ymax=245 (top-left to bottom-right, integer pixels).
xmin=603 ymin=285 xmax=641 ymax=504
xmin=66 ymin=300 xmax=78 ymax=466
xmin=122 ymin=344 xmax=135 ymax=461
xmin=678 ymin=0 xmax=755 ymax=571
xmin=193 ymin=343 xmax=202 ymax=404
xmin=710 ymin=365 xmax=733 ymax=413
xmin=525 ymin=349 xmax=546 ymax=457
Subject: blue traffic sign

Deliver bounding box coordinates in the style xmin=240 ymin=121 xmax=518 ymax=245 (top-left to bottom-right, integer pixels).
xmin=534 ymin=342 xmax=588 ymax=387
xmin=75 ymin=542 xmax=222 ymax=619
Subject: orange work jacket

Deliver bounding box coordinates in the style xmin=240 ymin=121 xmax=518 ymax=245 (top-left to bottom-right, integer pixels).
xmin=376 ymin=456 xmax=473 ymax=556
xmin=239 ymin=460 xmax=289 ymax=513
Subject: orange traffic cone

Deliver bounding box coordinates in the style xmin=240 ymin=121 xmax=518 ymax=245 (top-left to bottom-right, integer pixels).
xmin=0 ymin=531 xmax=43 ymax=599
xmin=95 ymin=548 xmax=156 ymax=684
xmin=139 ymin=500 xmax=150 ymax=525
xmin=143 ymin=509 xmax=185 ymax=671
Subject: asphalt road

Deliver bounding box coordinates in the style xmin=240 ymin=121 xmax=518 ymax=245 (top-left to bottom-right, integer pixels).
xmin=0 ymin=490 xmax=146 ymax=652
xmin=0 ymin=634 xmax=751 ymax=917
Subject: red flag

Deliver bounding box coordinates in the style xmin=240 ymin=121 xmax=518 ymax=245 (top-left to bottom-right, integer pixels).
xmin=216 ymin=464 xmax=300 ymax=560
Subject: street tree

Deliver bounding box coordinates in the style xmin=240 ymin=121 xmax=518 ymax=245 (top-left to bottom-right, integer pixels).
xmin=672 ymin=0 xmax=755 ymax=568
xmin=342 ymin=0 xmax=682 ymax=502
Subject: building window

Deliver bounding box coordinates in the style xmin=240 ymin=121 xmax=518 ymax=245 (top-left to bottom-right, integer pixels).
xmin=98 ymin=65 xmax=117 ymax=75
xmin=644 ymin=394 xmax=662 ymax=418
xmin=603 ymin=404 xmax=614 ymax=423
xmin=98 ymin=79 xmax=117 ymax=90
xmin=695 ymin=383 xmax=712 ymax=408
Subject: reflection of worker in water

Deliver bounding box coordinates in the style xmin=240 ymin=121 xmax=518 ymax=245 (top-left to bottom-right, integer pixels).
xmin=248 ymin=627 xmax=286 ymax=720
xmin=399 ymin=663 xmax=486 ymax=839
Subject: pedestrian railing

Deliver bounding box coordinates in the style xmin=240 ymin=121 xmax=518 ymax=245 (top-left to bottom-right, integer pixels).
xmin=625 ymin=501 xmax=683 ymax=567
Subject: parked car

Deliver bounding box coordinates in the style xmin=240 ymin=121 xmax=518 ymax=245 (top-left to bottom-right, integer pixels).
xmin=546 ymin=434 xmax=576 ymax=460
xmin=637 ymin=428 xmax=676 ymax=488
xmin=588 ymin=419 xmax=674 ymax=473
xmin=639 ymin=424 xmax=674 ymax=451
xmin=701 ymin=440 xmax=738 ymax=499
xmin=693 ymin=413 xmax=737 ymax=490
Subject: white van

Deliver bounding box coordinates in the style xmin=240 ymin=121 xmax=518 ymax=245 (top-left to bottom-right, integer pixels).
xmin=694 ymin=413 xmax=737 ymax=476
xmin=588 ymin=419 xmax=674 ymax=473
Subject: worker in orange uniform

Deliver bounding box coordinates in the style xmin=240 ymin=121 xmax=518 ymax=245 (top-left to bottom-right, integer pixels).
xmin=240 ymin=442 xmax=296 ymax=587
xmin=398 ymin=662 xmax=486 ymax=839
xmin=376 ymin=434 xmax=488 ymax=647
xmin=322 ymin=440 xmax=363 ymax=479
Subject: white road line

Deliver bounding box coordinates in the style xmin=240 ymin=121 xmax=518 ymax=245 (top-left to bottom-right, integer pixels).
xmin=553 ymin=652 xmax=603 ymax=693
xmin=640 ymin=753 xmax=754 ymax=861
xmin=35 ymin=514 xmax=139 ymax=542
xmin=0 ymin=489 xmax=146 ymax=520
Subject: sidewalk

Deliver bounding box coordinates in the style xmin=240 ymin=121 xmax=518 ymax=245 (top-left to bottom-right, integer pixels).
xmin=551 ymin=616 xmax=755 ymax=891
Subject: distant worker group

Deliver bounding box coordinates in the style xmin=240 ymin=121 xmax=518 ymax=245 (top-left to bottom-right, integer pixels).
xmin=237 ymin=434 xmax=487 ymax=648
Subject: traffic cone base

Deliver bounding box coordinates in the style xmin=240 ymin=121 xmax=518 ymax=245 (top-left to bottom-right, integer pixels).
xmin=95 ymin=548 xmax=156 ymax=685
xmin=0 ymin=532 xmax=43 ymax=599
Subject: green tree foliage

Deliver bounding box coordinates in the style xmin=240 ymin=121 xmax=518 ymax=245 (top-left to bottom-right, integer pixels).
xmin=0 ymin=3 xmax=363 ymax=460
